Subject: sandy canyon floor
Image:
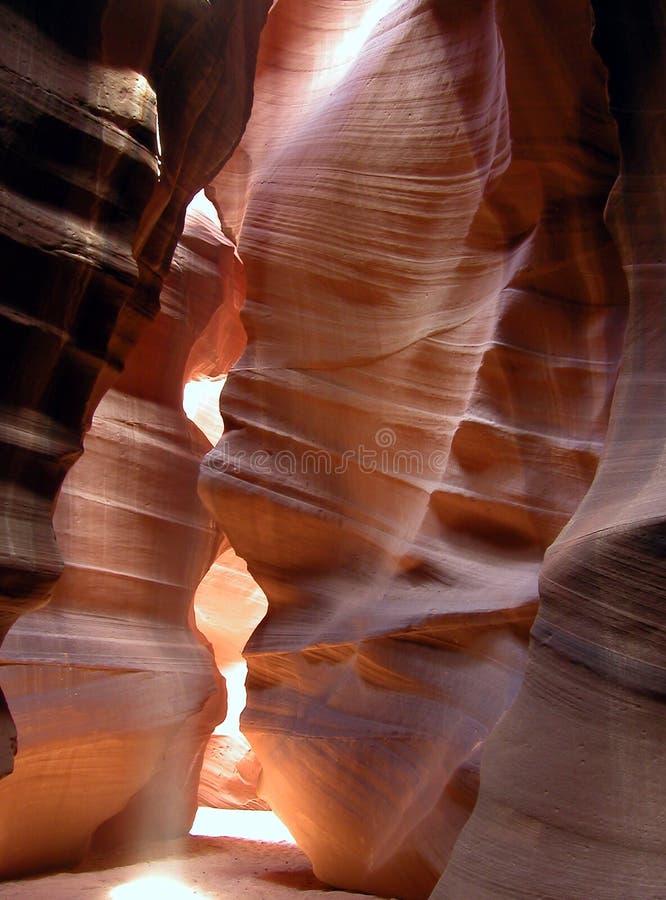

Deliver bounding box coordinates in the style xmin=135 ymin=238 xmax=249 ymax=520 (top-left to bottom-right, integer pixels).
xmin=0 ymin=810 xmax=387 ymax=899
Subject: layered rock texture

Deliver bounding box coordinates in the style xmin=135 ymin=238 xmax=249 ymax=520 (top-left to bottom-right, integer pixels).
xmin=434 ymin=2 xmax=666 ymax=896
xmin=200 ymin=1 xmax=641 ymax=897
xmin=0 ymin=203 xmax=248 ymax=876
xmin=182 ymin=371 xmax=268 ymax=812
xmin=194 ymin=540 xmax=268 ymax=810
xmin=0 ymin=1 xmax=664 ymax=898
xmin=0 ymin=0 xmax=271 ymax=777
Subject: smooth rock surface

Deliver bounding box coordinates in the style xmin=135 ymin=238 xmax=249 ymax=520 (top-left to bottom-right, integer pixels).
xmin=0 ymin=0 xmax=271 ymax=777
xmin=1 ymin=1 xmax=663 ymax=898
xmin=0 ymin=206 xmax=245 ymax=877
xmin=193 ymin=541 xmax=268 ymax=812
xmin=200 ymin=1 xmax=629 ymax=896
xmin=434 ymin=2 xmax=666 ymax=897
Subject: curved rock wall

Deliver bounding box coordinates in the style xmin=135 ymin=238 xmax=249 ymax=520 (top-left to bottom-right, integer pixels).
xmin=0 ymin=0 xmax=271 ymax=776
xmin=435 ymin=2 xmax=666 ymax=897
xmin=0 ymin=0 xmax=160 ymax=641
xmin=1 ymin=1 xmax=662 ymax=897
xmin=194 ymin=540 xmax=268 ymax=810
xmin=200 ymin=1 xmax=630 ymax=896
xmin=0 ymin=205 xmax=246 ymax=876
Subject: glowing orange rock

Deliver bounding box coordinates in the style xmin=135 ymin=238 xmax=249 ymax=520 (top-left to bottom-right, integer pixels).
xmin=0 ymin=204 xmax=246 ymax=876
xmin=201 ymin=1 xmax=628 ymax=895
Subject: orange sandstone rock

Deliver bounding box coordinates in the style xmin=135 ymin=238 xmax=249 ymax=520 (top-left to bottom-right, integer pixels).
xmin=0 ymin=205 xmax=246 ymax=876
xmin=0 ymin=1 xmax=663 ymax=897
xmin=0 ymin=0 xmax=271 ymax=781
xmin=193 ymin=540 xmax=268 ymax=812
xmin=200 ymin=1 xmax=628 ymax=895
xmin=435 ymin=2 xmax=666 ymax=896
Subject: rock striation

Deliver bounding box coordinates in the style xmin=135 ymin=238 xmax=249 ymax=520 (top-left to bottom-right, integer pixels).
xmin=434 ymin=2 xmax=666 ymax=897
xmin=0 ymin=203 xmax=247 ymax=876
xmin=194 ymin=540 xmax=268 ymax=810
xmin=0 ymin=0 xmax=271 ymax=778
xmin=0 ymin=1 xmax=663 ymax=897
xmin=200 ymin=1 xmax=631 ymax=896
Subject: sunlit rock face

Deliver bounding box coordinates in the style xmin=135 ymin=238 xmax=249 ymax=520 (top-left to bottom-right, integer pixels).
xmin=0 ymin=205 xmax=248 ymax=877
xmin=0 ymin=0 xmax=271 ymax=778
xmin=434 ymin=2 xmax=666 ymax=897
xmin=200 ymin=1 xmax=630 ymax=896
xmin=0 ymin=0 xmax=662 ymax=896
xmin=194 ymin=541 xmax=268 ymax=810
xmin=183 ymin=356 xmax=269 ymax=812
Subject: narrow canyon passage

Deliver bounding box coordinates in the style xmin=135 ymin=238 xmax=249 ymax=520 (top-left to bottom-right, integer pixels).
xmin=183 ymin=372 xmax=269 ymax=812
xmin=0 ymin=193 xmax=265 ymax=877
xmin=0 ymin=2 xmax=664 ymax=899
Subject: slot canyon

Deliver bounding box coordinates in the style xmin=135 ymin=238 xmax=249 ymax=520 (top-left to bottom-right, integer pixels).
xmin=0 ymin=1 xmax=664 ymax=898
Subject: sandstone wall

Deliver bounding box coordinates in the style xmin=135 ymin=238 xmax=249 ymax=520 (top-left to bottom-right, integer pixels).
xmin=0 ymin=2 xmax=663 ymax=897
xmin=0 ymin=0 xmax=271 ymax=779
xmin=435 ymin=1 xmax=666 ymax=896
xmin=200 ymin=1 xmax=630 ymax=895
xmin=0 ymin=205 xmax=247 ymax=876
